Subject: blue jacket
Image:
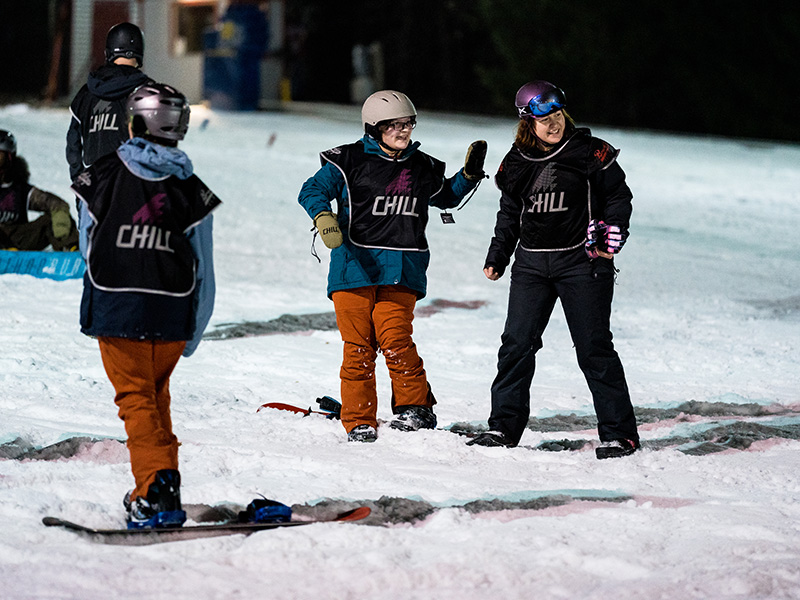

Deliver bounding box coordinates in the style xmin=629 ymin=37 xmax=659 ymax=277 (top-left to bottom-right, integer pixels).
xmin=299 ymin=135 xmax=475 ymax=299
xmin=77 ymin=138 xmax=216 ymax=357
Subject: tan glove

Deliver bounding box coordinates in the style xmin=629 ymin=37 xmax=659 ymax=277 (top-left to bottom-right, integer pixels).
xmin=50 ymin=210 xmax=72 ymax=240
xmin=314 ymin=211 xmax=343 ymax=249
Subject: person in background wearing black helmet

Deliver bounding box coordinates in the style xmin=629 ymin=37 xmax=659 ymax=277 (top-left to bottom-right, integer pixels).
xmin=298 ymin=90 xmax=488 ymax=443
xmin=71 ymin=83 xmax=221 ymax=528
xmin=0 ymin=129 xmax=78 ymax=251
xmin=468 ymin=81 xmax=640 ymax=459
xmin=66 ymin=22 xmax=153 ymax=181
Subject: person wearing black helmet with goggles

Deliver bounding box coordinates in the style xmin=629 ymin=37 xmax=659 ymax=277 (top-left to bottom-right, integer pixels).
xmin=469 ymin=81 xmax=640 ymax=459
xmin=0 ymin=129 xmax=78 ymax=251
xmin=66 ymin=22 xmax=153 ymax=181
xmin=71 ymin=83 xmax=221 ymax=529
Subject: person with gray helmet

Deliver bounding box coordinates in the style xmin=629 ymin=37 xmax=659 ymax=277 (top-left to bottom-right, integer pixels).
xmin=468 ymin=80 xmax=640 ymax=459
xmin=298 ymin=90 xmax=488 ymax=443
xmin=0 ymin=129 xmax=78 ymax=251
xmin=71 ymin=82 xmax=221 ymax=528
xmin=66 ymin=22 xmax=153 ymax=181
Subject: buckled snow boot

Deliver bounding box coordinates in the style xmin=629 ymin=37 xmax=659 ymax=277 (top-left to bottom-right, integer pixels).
xmin=125 ymin=469 xmax=187 ymax=529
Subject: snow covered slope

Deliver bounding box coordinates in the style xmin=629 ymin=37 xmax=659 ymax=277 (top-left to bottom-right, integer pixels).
xmin=2 ymin=102 xmax=799 ymax=599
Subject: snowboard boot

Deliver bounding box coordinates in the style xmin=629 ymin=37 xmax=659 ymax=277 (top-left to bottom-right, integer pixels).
xmin=595 ymin=438 xmax=640 ymax=460
xmin=125 ymin=469 xmax=187 ymax=529
xmin=347 ymin=424 xmax=378 ymax=443
xmin=389 ymin=406 xmax=437 ymax=432
xmin=466 ymin=430 xmax=516 ymax=448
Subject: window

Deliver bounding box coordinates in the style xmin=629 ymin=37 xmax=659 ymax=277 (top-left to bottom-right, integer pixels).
xmin=173 ymin=1 xmax=216 ymax=55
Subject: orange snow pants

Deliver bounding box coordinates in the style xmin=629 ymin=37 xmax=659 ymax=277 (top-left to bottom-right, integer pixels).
xmin=98 ymin=337 xmax=186 ymax=500
xmin=332 ymin=285 xmax=434 ymax=433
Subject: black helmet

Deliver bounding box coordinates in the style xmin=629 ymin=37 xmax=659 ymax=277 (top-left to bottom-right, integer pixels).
xmin=105 ymin=22 xmax=144 ymax=66
xmin=126 ymin=83 xmax=191 ymax=142
xmin=0 ymin=130 xmax=17 ymax=154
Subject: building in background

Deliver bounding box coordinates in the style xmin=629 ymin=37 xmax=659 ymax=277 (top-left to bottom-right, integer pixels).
xmin=12 ymin=0 xmax=286 ymax=107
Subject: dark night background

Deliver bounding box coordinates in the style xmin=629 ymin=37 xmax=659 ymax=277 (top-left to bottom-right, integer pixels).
xmin=2 ymin=0 xmax=798 ymax=142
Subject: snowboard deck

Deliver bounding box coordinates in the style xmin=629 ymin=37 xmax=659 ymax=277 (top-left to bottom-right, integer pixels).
xmin=42 ymin=506 xmax=370 ymax=546
xmin=257 ymin=401 xmax=339 ymax=419
xmin=0 ymin=250 xmax=85 ymax=280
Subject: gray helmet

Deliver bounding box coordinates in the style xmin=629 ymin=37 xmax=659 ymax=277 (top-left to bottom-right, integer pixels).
xmin=126 ymin=83 xmax=190 ymax=141
xmin=361 ymin=90 xmax=416 ymax=138
xmin=0 ymin=130 xmax=17 ymax=154
xmin=106 ymin=22 xmax=144 ymax=66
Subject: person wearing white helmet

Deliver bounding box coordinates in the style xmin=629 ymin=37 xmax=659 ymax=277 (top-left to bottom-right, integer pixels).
xmin=469 ymin=80 xmax=640 ymax=459
xmin=299 ymin=90 xmax=488 ymax=443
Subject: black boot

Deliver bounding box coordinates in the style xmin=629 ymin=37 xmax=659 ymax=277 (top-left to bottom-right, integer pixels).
xmin=595 ymin=438 xmax=640 ymax=460
xmin=125 ymin=469 xmax=187 ymax=529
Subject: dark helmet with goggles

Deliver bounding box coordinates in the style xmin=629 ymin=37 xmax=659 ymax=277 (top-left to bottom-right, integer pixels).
xmin=515 ymin=80 xmax=566 ymax=118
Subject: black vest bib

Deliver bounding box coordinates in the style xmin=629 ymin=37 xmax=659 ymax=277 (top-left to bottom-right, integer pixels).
xmin=497 ymin=130 xmax=617 ymax=251
xmin=321 ymin=142 xmax=445 ymax=251
xmin=73 ymin=154 xmax=220 ymax=296
xmin=0 ymin=181 xmax=31 ymax=225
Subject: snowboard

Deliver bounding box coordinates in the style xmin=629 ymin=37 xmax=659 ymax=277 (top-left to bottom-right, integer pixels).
xmin=42 ymin=506 xmax=370 ymax=546
xmin=257 ymin=396 xmax=341 ymax=419
xmin=0 ymin=250 xmax=85 ymax=280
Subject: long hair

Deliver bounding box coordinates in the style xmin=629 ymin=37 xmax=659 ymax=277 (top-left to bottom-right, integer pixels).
xmin=514 ymin=110 xmax=576 ymax=152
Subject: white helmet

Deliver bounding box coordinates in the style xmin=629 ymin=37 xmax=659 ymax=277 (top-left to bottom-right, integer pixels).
xmin=361 ymin=90 xmax=416 ymax=137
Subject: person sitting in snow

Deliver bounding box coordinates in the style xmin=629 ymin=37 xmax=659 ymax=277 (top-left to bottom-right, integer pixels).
xmin=0 ymin=129 xmax=78 ymax=251
xmin=71 ymin=83 xmax=221 ymax=529
xmin=298 ymin=90 xmax=488 ymax=443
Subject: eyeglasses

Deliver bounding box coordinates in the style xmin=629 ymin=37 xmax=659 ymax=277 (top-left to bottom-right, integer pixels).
xmin=383 ymin=118 xmax=417 ymax=132
xmin=517 ymin=90 xmax=566 ymax=118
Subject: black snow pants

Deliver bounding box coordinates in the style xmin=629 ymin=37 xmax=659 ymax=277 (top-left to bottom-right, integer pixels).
xmin=488 ymin=247 xmax=638 ymax=445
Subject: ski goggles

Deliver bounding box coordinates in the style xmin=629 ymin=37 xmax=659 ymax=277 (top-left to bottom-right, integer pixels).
xmin=517 ymin=90 xmax=566 ymax=118
xmin=382 ymin=117 xmax=417 ymax=132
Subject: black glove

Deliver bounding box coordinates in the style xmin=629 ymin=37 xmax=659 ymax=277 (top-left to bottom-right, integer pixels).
xmin=463 ymin=140 xmax=488 ymax=182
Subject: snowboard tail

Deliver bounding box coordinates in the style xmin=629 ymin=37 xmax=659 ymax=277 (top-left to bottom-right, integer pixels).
xmin=42 ymin=506 xmax=370 ymax=546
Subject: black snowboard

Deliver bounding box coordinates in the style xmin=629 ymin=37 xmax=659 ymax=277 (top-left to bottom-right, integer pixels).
xmin=42 ymin=506 xmax=371 ymax=546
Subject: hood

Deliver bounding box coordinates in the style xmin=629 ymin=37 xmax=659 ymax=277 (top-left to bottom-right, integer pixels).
xmin=87 ymin=64 xmax=151 ymax=100
xmin=117 ymin=138 xmax=194 ymax=181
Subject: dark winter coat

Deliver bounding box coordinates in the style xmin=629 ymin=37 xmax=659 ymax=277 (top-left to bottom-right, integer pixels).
xmin=0 ymin=156 xmax=71 ymax=224
xmin=66 ymin=63 xmax=153 ymax=180
xmin=485 ymin=127 xmax=633 ymax=277
xmin=73 ymin=138 xmax=220 ymax=357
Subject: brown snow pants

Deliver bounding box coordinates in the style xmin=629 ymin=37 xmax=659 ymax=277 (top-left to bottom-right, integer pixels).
xmin=332 ymin=285 xmax=434 ymax=433
xmin=98 ymin=337 xmax=185 ymax=500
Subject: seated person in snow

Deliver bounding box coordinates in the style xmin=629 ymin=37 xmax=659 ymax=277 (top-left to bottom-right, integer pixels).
xmin=0 ymin=130 xmax=78 ymax=251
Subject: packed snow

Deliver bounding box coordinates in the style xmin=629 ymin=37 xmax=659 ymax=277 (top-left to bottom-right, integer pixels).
xmin=2 ymin=101 xmax=800 ymax=600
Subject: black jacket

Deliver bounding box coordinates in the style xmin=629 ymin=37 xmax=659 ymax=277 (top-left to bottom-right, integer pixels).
xmin=66 ymin=63 xmax=152 ymax=180
xmin=485 ymin=127 xmax=632 ymax=276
